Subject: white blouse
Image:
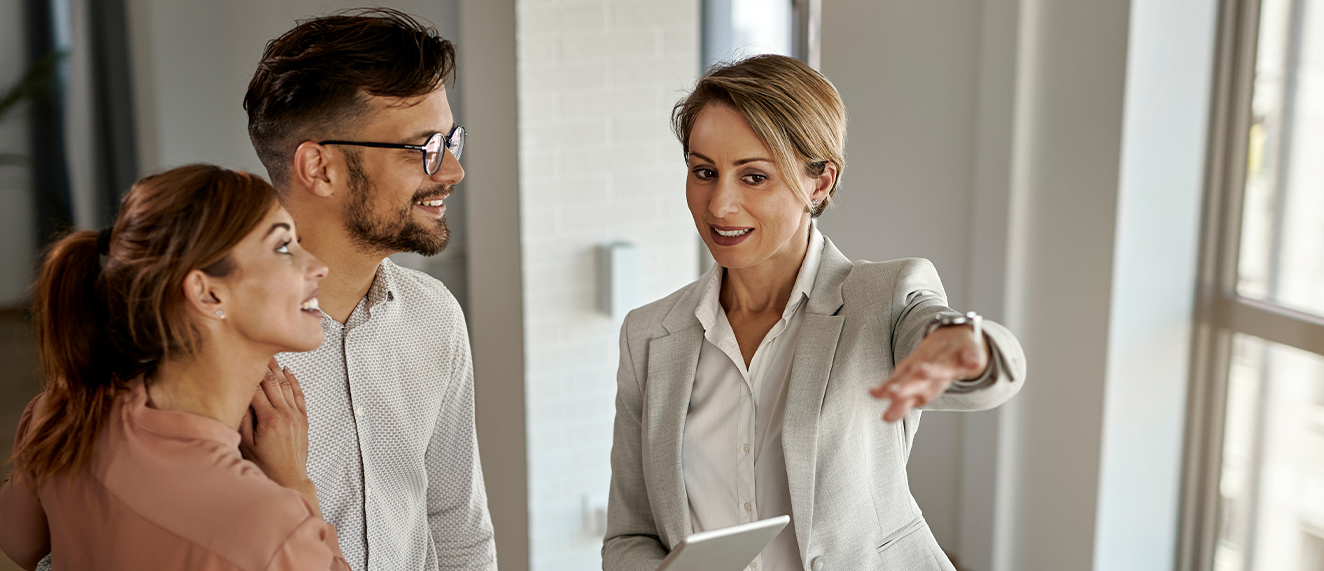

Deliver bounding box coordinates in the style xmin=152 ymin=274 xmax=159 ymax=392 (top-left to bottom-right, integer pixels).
xmin=683 ymin=223 xmax=825 ymax=571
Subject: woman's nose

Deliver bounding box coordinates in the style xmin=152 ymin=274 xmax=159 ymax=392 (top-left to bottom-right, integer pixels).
xmin=709 ymin=178 xmax=740 ymax=217
xmin=307 ymin=256 xmax=329 ymax=280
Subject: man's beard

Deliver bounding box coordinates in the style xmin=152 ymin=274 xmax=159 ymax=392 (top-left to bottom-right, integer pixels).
xmin=343 ymin=151 xmax=451 ymax=256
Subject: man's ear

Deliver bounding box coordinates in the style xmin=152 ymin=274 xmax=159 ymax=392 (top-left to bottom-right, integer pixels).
xmin=292 ymin=141 xmax=337 ymax=199
xmin=182 ymin=269 xmax=226 ymax=321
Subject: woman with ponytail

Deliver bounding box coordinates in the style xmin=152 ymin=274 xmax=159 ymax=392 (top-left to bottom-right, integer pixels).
xmin=0 ymin=164 xmax=349 ymax=570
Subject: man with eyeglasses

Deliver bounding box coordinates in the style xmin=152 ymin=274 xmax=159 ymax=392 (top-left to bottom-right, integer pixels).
xmin=241 ymin=8 xmax=494 ymax=571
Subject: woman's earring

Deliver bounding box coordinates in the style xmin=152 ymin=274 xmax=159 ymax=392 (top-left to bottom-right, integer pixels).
xmin=215 ymin=309 xmax=225 ymax=319
xmin=811 ymin=199 xmax=820 ymax=207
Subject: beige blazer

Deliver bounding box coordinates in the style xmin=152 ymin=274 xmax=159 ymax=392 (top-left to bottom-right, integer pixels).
xmin=602 ymin=237 xmax=1026 ymax=571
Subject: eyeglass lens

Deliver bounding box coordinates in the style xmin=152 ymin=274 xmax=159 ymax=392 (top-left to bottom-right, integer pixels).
xmin=423 ymin=128 xmax=465 ymax=175
xmin=448 ymin=126 xmax=465 ymax=161
xmin=424 ymin=133 xmax=445 ymax=175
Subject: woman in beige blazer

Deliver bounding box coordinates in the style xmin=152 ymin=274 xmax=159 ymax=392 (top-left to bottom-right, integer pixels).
xmin=602 ymin=55 xmax=1027 ymax=571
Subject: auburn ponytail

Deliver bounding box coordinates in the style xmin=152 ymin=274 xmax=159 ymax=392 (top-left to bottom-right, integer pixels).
xmin=19 ymin=231 xmax=123 ymax=484
xmin=13 ymin=165 xmax=277 ymax=486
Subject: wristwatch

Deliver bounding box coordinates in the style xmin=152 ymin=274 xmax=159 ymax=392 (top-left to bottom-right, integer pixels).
xmin=924 ymin=311 xmax=982 ymax=340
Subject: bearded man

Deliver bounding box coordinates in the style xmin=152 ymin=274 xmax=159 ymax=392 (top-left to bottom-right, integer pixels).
xmin=242 ymin=9 xmax=495 ymax=571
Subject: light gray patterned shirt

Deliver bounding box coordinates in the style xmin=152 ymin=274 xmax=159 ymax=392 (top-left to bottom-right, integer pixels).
xmin=276 ymin=259 xmax=496 ymax=571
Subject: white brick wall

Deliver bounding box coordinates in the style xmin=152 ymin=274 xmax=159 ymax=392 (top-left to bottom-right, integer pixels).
xmin=515 ymin=0 xmax=699 ymax=569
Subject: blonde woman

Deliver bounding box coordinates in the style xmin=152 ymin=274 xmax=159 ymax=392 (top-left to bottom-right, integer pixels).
xmin=602 ymin=55 xmax=1027 ymax=571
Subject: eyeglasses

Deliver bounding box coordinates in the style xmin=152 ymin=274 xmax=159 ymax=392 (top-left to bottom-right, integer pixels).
xmin=319 ymin=125 xmax=466 ymax=176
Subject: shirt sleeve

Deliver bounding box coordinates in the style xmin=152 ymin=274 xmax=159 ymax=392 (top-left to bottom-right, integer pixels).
xmin=423 ymin=305 xmax=497 ymax=570
xmin=265 ymin=519 xmax=352 ymax=571
xmin=0 ymin=397 xmax=51 ymax=570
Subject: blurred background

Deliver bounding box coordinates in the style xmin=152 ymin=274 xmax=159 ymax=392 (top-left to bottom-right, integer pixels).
xmin=1 ymin=0 xmax=1322 ymax=570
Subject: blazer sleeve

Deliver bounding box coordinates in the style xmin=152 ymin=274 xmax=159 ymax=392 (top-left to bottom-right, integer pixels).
xmin=0 ymin=397 xmax=51 ymax=571
xmin=888 ymin=258 xmax=1027 ymax=411
xmin=601 ymin=314 xmax=669 ymax=571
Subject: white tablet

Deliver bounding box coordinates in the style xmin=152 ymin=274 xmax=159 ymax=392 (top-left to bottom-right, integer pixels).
xmin=657 ymin=515 xmax=791 ymax=571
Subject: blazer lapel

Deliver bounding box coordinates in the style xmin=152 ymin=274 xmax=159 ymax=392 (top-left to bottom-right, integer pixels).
xmin=784 ymin=238 xmax=852 ymax=558
xmin=644 ymin=287 xmax=706 ymax=546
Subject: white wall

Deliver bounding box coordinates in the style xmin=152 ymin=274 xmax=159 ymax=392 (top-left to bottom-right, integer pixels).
xmin=818 ymin=0 xmax=985 ymax=559
xmin=0 ymin=2 xmax=36 ymax=307
xmin=995 ymin=1 xmax=1134 ymax=566
xmin=514 ymin=0 xmax=699 ymax=568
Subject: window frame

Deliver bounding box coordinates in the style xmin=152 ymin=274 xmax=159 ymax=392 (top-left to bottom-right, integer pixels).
xmin=1179 ymin=0 xmax=1324 ymax=568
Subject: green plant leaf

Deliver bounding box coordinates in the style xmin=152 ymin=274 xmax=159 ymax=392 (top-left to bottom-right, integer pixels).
xmin=0 ymin=51 xmax=67 ymax=123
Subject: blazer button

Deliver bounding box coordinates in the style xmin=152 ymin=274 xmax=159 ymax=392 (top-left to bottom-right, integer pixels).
xmin=811 ymin=556 xmax=824 ymax=571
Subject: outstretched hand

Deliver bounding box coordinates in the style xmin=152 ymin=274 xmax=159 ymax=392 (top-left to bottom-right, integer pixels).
xmin=870 ymin=325 xmax=989 ymax=422
xmin=239 ymin=358 xmax=321 ymax=517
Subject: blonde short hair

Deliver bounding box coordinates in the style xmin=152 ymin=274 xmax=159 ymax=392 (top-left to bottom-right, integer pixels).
xmin=672 ymin=54 xmax=847 ymax=217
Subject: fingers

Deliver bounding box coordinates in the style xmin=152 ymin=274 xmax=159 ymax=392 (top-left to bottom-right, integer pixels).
xmin=276 ymin=367 xmax=297 ymax=411
xmin=286 ymin=368 xmax=307 ymax=416
xmin=238 ymin=407 xmax=255 ymax=446
xmin=251 ymin=379 xmax=274 ymax=413
xmin=260 ymin=367 xmax=289 ymax=410
xmin=871 ymin=349 xmax=967 ymax=423
xmin=883 ymin=396 xmax=917 ymax=423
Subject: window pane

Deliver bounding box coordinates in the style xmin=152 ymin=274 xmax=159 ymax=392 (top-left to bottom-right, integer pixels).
xmin=1236 ymin=0 xmax=1324 ymax=317
xmin=1214 ymin=334 xmax=1324 ymax=571
xmin=731 ymin=0 xmax=793 ymax=56
xmin=702 ymin=0 xmax=794 ymax=67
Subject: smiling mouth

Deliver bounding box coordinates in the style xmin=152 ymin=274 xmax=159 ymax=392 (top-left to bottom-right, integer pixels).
xmin=713 ymin=228 xmax=752 ymax=237
xmin=300 ymin=291 xmax=321 ymax=313
xmin=415 ymin=198 xmax=445 ymax=207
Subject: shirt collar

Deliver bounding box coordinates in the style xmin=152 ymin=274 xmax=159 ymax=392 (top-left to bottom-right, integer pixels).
xmin=368 ymin=258 xmax=400 ymax=308
xmin=695 ymin=221 xmax=826 ymax=331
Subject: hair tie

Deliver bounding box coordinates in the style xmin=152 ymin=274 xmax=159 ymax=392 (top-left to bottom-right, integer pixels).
xmin=96 ymin=228 xmax=113 ymax=256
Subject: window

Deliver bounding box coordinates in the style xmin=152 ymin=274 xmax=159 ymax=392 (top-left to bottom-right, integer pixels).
xmin=1183 ymin=0 xmax=1324 ymax=569
xmin=700 ymin=0 xmax=818 ymax=69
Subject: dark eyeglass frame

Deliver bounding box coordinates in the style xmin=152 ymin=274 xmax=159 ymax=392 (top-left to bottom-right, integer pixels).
xmin=319 ymin=125 xmax=465 ymax=176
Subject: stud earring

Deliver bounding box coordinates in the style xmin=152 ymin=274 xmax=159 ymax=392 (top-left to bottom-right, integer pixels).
xmin=811 ymin=199 xmax=820 ymax=207
xmin=215 ymin=309 xmax=225 ymax=319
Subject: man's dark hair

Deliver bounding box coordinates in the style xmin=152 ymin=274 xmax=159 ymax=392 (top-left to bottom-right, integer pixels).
xmin=244 ymin=8 xmax=456 ymax=188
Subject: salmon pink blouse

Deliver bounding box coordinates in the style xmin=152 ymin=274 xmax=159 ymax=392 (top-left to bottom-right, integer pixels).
xmin=0 ymin=381 xmax=350 ymax=571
